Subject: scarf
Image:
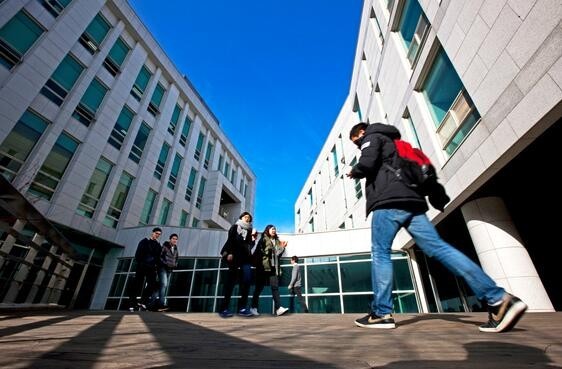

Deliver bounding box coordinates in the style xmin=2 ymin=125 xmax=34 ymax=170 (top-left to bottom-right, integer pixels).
xmin=235 ymin=219 xmax=252 ymax=240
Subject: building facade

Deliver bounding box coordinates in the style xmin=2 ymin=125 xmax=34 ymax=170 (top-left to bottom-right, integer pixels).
xmin=295 ymin=0 xmax=562 ymax=312
xmin=0 ymin=0 xmax=255 ymax=309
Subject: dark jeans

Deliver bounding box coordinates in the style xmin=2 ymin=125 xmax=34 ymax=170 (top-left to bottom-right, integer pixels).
xmin=252 ymin=270 xmax=282 ymax=311
xmin=129 ymin=263 xmax=158 ymax=307
xmin=220 ymin=263 xmax=251 ymax=312
xmin=289 ymin=286 xmax=308 ymax=313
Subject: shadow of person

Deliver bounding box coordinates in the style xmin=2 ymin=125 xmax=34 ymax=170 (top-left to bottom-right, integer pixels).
xmin=374 ymin=341 xmax=561 ymax=369
xmin=396 ymin=313 xmax=484 ymax=328
xmin=141 ymin=313 xmax=342 ymax=369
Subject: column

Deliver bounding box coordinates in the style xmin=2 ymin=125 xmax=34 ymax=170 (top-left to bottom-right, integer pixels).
xmin=461 ymin=196 xmax=553 ymax=312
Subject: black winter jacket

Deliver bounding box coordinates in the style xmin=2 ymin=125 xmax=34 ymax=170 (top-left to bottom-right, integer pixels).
xmin=220 ymin=224 xmax=254 ymax=267
xmin=135 ymin=238 xmax=161 ymax=268
xmin=350 ymin=123 xmax=428 ymax=216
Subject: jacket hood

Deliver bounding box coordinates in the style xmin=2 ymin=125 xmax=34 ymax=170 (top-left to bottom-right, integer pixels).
xmin=364 ymin=123 xmax=401 ymax=140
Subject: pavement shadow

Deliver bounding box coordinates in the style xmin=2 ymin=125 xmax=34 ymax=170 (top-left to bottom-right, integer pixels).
xmin=396 ymin=313 xmax=493 ymax=328
xmin=141 ymin=312 xmax=341 ymax=369
xmin=373 ymin=341 xmax=561 ymax=369
xmin=0 ymin=314 xmax=75 ymax=337
xmin=23 ymin=313 xmax=122 ymax=369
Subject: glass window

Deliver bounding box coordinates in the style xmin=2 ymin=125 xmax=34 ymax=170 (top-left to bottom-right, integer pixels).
xmin=139 ymin=189 xmax=157 ymax=225
xmin=217 ymin=155 xmax=224 ymax=171
xmin=194 ymin=132 xmax=204 ymax=161
xmin=130 ymin=65 xmax=151 ymax=101
xmin=308 ymin=296 xmax=341 ymax=314
xmin=179 ymin=210 xmax=189 ymax=227
xmin=40 ymin=0 xmax=73 ymax=18
xmin=340 ymin=261 xmax=371 ymax=292
xmin=203 ymin=142 xmax=213 ymax=170
xmin=306 ymin=264 xmax=339 ymax=294
xmin=154 ymin=143 xmax=170 ymax=180
xmin=191 ymin=217 xmax=199 ymax=227
xmin=147 ymin=83 xmax=165 ymax=115
xmin=103 ymin=37 xmax=130 ymax=75
xmin=422 ymin=48 xmax=480 ymax=155
xmin=76 ymin=157 xmax=113 ymax=218
xmin=168 ymin=153 xmax=182 ymax=190
xmin=41 ymin=53 xmax=84 ymax=106
xmin=195 ymin=176 xmax=206 ymax=209
xmin=179 ymin=115 xmax=192 ymax=146
xmin=223 ymin=162 xmax=230 ymax=178
xmin=72 ymin=78 xmax=108 ymax=126
xmin=28 ymin=132 xmax=79 ymax=200
xmin=0 ymin=10 xmax=45 ymax=68
xmin=398 ymin=0 xmax=429 ymax=65
xmin=0 ymin=110 xmax=49 ymax=180
xmin=422 ymin=48 xmax=463 ymax=125
xmin=159 ymin=198 xmax=171 ymax=224
xmin=191 ymin=270 xmax=218 ymax=296
xmin=80 ymin=13 xmax=110 ymax=54
xmin=167 ymin=271 xmax=193 ymax=297
xmin=108 ymin=106 xmax=134 ymax=150
xmin=185 ymin=168 xmax=197 ymax=202
xmin=103 ymin=171 xmax=134 ymax=228
xmin=129 ymin=122 xmax=151 ymax=164
xmin=168 ymin=104 xmax=181 ymax=135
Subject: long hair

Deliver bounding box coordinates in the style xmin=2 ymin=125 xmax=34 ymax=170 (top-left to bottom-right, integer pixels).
xmin=261 ymin=224 xmax=278 ymax=239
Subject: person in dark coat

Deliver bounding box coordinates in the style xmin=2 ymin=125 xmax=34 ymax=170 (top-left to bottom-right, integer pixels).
xmin=128 ymin=227 xmax=162 ymax=311
xmin=218 ymin=212 xmax=256 ymax=317
xmin=347 ymin=122 xmax=526 ymax=332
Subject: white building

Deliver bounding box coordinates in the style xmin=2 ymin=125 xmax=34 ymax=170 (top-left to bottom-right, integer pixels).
xmin=295 ymin=0 xmax=562 ymax=313
xmin=0 ymin=0 xmax=254 ymax=308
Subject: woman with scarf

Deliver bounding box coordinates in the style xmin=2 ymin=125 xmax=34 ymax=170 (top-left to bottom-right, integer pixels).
xmin=250 ymin=224 xmax=289 ymax=316
xmin=218 ymin=212 xmax=256 ymax=317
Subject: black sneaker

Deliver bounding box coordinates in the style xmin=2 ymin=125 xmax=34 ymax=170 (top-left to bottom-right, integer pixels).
xmin=479 ymin=293 xmax=527 ymax=333
xmin=355 ymin=313 xmax=396 ymax=329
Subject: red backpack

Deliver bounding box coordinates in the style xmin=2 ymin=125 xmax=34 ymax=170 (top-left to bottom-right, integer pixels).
xmin=385 ymin=139 xmax=437 ymax=194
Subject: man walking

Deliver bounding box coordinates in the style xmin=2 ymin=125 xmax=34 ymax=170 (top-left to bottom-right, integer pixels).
xmin=155 ymin=233 xmax=179 ymax=311
xmin=288 ymin=256 xmax=308 ymax=313
xmin=347 ymin=122 xmax=527 ymax=332
xmin=129 ymin=227 xmax=162 ymax=311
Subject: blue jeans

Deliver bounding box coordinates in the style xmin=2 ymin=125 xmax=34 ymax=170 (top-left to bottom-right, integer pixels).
xmin=158 ymin=267 xmax=171 ymax=305
xmin=370 ymin=208 xmax=505 ymax=316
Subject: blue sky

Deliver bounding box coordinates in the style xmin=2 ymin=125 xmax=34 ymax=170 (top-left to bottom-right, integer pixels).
xmin=129 ymin=1 xmax=363 ymax=232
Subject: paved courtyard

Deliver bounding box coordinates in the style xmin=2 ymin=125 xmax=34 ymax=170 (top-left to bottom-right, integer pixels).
xmin=0 ymin=311 xmax=561 ymax=368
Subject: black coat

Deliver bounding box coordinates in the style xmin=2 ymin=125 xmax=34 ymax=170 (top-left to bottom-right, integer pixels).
xmin=350 ymin=123 xmax=428 ymax=216
xmin=220 ymin=223 xmax=254 ymax=267
xmin=135 ymin=238 xmax=161 ymax=268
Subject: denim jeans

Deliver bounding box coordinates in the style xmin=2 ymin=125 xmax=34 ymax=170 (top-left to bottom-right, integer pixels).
xmin=158 ymin=267 xmax=172 ymax=305
xmin=370 ymin=208 xmax=505 ymax=316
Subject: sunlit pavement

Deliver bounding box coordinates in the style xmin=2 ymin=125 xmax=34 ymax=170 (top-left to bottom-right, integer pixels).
xmin=0 ymin=311 xmax=561 ymax=368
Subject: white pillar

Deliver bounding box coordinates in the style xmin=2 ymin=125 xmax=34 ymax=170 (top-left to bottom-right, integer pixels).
xmin=461 ymin=197 xmax=553 ymax=312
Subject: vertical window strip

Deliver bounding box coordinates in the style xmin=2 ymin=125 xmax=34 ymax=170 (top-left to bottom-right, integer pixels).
xmin=179 ymin=115 xmax=192 ymax=146
xmin=108 ymin=106 xmax=134 ymax=150
xmin=159 ymin=198 xmax=171 ymax=224
xmin=0 ymin=110 xmax=49 ymax=180
xmin=103 ymin=171 xmax=134 ymax=228
xmin=28 ymin=132 xmax=79 ymax=200
xmin=41 ymin=53 xmax=84 ymax=106
xmin=139 ymin=189 xmax=157 ymax=225
xmin=76 ymin=157 xmax=113 ymax=218
xmin=129 ymin=122 xmax=151 ymax=163
xmin=0 ymin=10 xmax=45 ymax=68
xmin=185 ymin=168 xmax=197 ymax=202
xmin=195 ymin=176 xmax=206 ymax=209
xmin=167 ymin=153 xmax=182 ymax=190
